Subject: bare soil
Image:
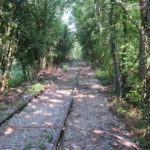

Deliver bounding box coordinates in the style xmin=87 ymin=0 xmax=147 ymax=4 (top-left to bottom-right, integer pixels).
xmin=0 ymin=60 xmax=140 ymax=150
xmin=0 ymin=66 xmax=61 ymax=117
xmin=0 ymin=60 xmax=80 ymax=150
xmin=62 ymin=61 xmax=140 ymax=150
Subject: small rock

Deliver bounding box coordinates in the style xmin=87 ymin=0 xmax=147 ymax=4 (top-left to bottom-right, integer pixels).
xmin=111 ymin=142 xmax=118 ymax=147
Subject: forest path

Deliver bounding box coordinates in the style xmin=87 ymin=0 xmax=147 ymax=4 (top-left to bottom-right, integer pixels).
xmin=0 ymin=60 xmax=140 ymax=150
xmin=0 ymin=60 xmax=80 ymax=150
xmin=61 ymin=61 xmax=140 ymax=150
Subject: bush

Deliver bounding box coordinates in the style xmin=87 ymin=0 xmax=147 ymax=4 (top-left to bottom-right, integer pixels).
xmin=27 ymin=83 xmax=44 ymax=94
xmin=95 ymin=68 xmax=114 ymax=86
xmin=9 ymin=70 xmax=25 ymax=87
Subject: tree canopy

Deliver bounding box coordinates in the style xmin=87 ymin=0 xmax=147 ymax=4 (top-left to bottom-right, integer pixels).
xmin=0 ymin=0 xmax=73 ymax=90
xmin=0 ymin=0 xmax=150 ymax=148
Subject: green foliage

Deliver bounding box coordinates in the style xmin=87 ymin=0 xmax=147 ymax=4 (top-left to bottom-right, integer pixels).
xmin=109 ymin=98 xmax=150 ymax=150
xmin=70 ymin=42 xmax=82 ymax=59
xmin=0 ymin=0 xmax=73 ymax=91
xmin=9 ymin=70 xmax=25 ymax=87
xmin=71 ymin=0 xmax=150 ymax=148
xmin=56 ymin=25 xmax=74 ymax=63
xmin=72 ymin=0 xmax=144 ymax=105
xmin=43 ymin=131 xmax=52 ymax=143
xmin=38 ymin=143 xmax=46 ymax=150
xmin=27 ymin=83 xmax=44 ymax=94
xmin=95 ymin=68 xmax=114 ymax=86
xmin=0 ymin=105 xmax=5 ymax=112
xmin=0 ymin=0 xmax=149 ymax=148
xmin=63 ymin=64 xmax=70 ymax=70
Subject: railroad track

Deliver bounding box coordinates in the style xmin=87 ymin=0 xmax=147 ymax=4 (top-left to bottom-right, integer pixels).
xmin=49 ymin=68 xmax=80 ymax=150
xmin=0 ymin=60 xmax=81 ymax=150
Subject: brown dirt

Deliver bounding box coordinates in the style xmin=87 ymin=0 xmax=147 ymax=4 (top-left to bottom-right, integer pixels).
xmin=62 ymin=61 xmax=140 ymax=150
xmin=0 ymin=66 xmax=61 ymax=115
xmin=0 ymin=60 xmax=80 ymax=150
xmin=0 ymin=60 xmax=140 ymax=150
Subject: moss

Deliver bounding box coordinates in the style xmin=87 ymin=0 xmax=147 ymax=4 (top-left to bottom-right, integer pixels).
xmin=27 ymin=83 xmax=44 ymax=94
xmin=95 ymin=68 xmax=113 ymax=86
xmin=43 ymin=131 xmax=53 ymax=143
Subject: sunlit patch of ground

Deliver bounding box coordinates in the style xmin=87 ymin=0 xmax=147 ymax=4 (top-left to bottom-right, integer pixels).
xmin=0 ymin=60 xmax=80 ymax=149
xmin=63 ymin=61 xmax=140 ymax=150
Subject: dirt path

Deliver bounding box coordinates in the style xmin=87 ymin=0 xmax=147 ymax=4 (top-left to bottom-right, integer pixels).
xmin=0 ymin=60 xmax=140 ymax=150
xmin=0 ymin=60 xmax=80 ymax=150
xmin=62 ymin=61 xmax=140 ymax=150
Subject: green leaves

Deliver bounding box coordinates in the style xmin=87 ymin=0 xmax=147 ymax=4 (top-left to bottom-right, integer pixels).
xmin=0 ymin=0 xmax=73 ymax=91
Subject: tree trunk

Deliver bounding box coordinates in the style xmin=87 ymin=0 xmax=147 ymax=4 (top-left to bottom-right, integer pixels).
xmin=138 ymin=0 xmax=150 ymax=99
xmin=0 ymin=40 xmax=14 ymax=91
xmin=109 ymin=0 xmax=121 ymax=96
xmin=20 ymin=58 xmax=27 ymax=80
xmin=121 ymin=9 xmax=128 ymax=96
xmin=0 ymin=70 xmax=7 ymax=92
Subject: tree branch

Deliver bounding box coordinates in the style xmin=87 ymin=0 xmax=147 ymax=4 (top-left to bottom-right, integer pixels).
xmin=118 ymin=1 xmax=141 ymax=32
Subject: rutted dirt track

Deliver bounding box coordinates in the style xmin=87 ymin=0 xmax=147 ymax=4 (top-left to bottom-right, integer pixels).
xmin=0 ymin=60 xmax=140 ymax=150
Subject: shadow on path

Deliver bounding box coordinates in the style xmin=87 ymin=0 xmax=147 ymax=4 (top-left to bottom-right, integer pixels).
xmin=63 ymin=62 xmax=140 ymax=150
